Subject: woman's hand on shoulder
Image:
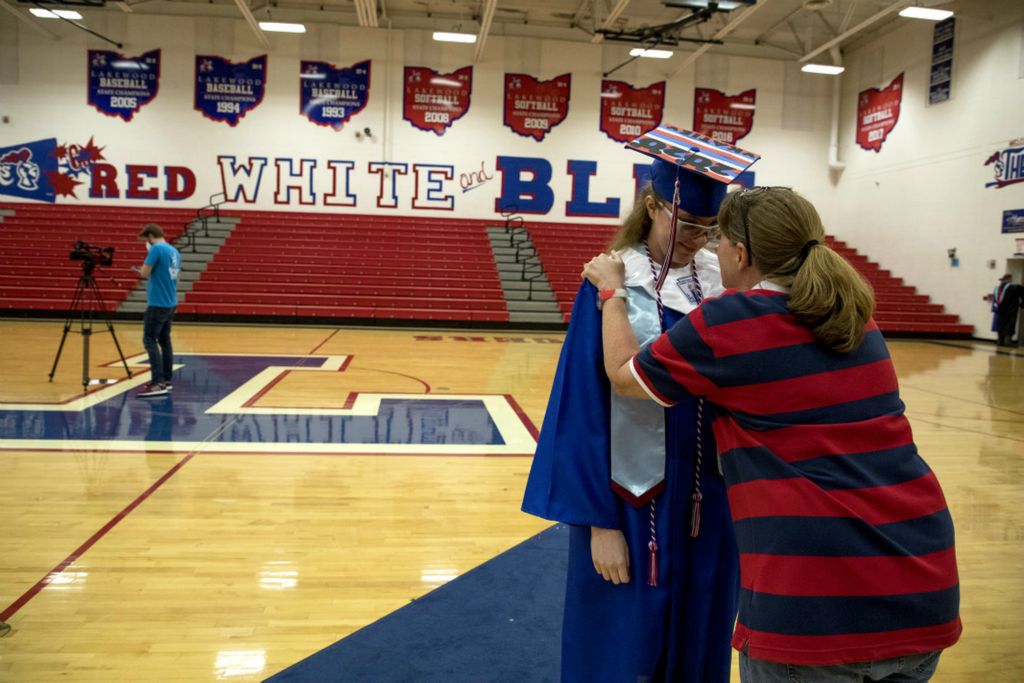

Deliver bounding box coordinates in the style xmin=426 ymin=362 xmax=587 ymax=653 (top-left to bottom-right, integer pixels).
xmin=582 ymin=252 xmax=626 ymax=291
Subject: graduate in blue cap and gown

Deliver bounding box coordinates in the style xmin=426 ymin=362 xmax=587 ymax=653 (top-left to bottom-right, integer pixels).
xmin=523 ymin=156 xmax=740 ymax=682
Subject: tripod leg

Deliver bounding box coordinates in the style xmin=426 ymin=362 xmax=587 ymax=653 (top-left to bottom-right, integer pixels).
xmin=48 ymin=276 xmax=88 ymax=382
xmin=91 ymin=279 xmax=134 ymax=379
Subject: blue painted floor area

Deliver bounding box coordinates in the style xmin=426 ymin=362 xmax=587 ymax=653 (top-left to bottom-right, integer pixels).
xmin=0 ymin=354 xmax=503 ymax=446
xmin=266 ymin=524 xmax=568 ymax=683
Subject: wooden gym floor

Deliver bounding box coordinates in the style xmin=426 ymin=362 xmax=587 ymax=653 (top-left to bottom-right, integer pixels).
xmin=0 ymin=319 xmax=1021 ymax=681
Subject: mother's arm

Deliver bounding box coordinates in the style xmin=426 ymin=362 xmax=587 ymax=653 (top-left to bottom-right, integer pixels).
xmin=582 ymin=253 xmax=653 ymax=400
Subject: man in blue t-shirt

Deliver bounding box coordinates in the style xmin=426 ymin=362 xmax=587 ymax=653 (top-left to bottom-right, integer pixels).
xmin=134 ymin=223 xmax=181 ymax=397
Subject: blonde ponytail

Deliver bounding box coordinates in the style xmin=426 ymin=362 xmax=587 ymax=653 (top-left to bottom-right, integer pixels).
xmin=718 ymin=188 xmax=875 ymax=353
xmin=789 ymin=244 xmax=876 ymax=353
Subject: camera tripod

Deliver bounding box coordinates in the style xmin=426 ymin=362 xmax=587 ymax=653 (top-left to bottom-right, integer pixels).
xmin=48 ymin=261 xmax=133 ymax=391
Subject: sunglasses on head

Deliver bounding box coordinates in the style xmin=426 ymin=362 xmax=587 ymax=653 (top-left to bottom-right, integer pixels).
xmin=736 ymin=186 xmax=792 ymax=266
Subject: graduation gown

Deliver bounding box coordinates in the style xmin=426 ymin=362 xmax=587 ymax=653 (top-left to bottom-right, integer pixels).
xmin=522 ymin=278 xmax=739 ymax=683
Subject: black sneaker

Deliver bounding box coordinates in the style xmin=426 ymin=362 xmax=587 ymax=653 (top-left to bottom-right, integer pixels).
xmin=163 ymin=382 xmax=173 ymax=392
xmin=138 ymin=382 xmax=169 ymax=398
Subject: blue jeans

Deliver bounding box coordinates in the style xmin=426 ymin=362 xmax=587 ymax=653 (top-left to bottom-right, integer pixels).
xmin=739 ymin=650 xmax=941 ymax=683
xmin=142 ymin=306 xmax=175 ymax=384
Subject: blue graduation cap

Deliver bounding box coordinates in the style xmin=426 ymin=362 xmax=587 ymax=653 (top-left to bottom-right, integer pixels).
xmin=627 ymin=124 xmax=760 ymax=289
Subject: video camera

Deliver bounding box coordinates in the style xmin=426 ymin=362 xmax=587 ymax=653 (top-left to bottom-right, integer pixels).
xmin=70 ymin=241 xmax=115 ymax=270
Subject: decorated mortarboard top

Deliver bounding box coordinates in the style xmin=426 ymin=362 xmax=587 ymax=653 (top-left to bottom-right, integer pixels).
xmin=626 ymin=124 xmax=761 ymax=185
xmin=626 ymin=125 xmax=761 ymax=290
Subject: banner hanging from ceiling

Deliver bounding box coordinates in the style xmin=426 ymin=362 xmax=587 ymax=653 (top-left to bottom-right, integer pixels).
xmin=598 ymin=80 xmax=665 ymax=143
xmin=299 ymin=60 xmax=371 ymax=131
xmin=503 ymin=73 xmax=571 ymax=142
xmin=693 ymin=87 xmax=756 ymax=145
xmin=856 ymin=73 xmax=903 ymax=152
xmin=87 ymin=49 xmax=161 ymax=122
xmin=403 ymin=66 xmax=473 ymax=136
xmin=928 ymin=17 xmax=955 ymax=105
xmin=194 ymin=54 xmax=267 ymax=126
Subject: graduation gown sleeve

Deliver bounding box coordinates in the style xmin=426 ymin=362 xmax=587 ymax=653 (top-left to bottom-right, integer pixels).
xmin=521 ymin=282 xmax=621 ymax=529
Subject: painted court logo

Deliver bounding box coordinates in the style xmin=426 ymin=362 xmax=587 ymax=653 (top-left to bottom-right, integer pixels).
xmin=985 ymin=142 xmax=1024 ymax=189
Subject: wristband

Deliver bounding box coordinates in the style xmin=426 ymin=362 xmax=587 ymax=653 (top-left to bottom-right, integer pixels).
xmin=597 ymin=288 xmax=627 ymax=310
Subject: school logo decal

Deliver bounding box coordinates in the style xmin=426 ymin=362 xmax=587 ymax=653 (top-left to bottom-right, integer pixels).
xmin=194 ymin=54 xmax=267 ymax=126
xmin=300 ymin=60 xmax=371 ymax=131
xmin=0 ymin=136 xmax=104 ymax=202
xmin=599 ymin=80 xmax=664 ymax=143
xmin=503 ymin=73 xmax=571 ymax=142
xmin=985 ymin=141 xmax=1024 ymax=189
xmin=87 ymin=49 xmax=160 ymax=122
xmin=0 ymin=354 xmax=536 ymax=456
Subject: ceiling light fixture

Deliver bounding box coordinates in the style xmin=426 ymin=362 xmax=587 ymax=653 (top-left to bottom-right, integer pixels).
xmin=433 ymin=31 xmax=476 ymax=44
xmin=30 ymin=8 xmax=83 ymax=19
xmin=629 ymin=48 xmax=674 ymax=59
xmin=258 ymin=21 xmax=306 ymax=33
xmin=898 ymin=7 xmax=954 ymax=21
xmin=801 ymin=63 xmax=846 ymax=75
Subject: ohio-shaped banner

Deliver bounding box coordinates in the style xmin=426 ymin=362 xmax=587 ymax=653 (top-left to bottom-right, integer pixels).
xmin=403 ymin=66 xmax=472 ymax=136
xmin=503 ymin=73 xmax=571 ymax=142
xmin=195 ymin=54 xmax=267 ymax=126
xmin=857 ymin=73 xmax=903 ymax=152
xmin=599 ymin=80 xmax=664 ymax=143
xmin=300 ymin=60 xmax=371 ymax=131
xmin=87 ymin=49 xmax=160 ymax=122
xmin=693 ymin=87 xmax=756 ymax=145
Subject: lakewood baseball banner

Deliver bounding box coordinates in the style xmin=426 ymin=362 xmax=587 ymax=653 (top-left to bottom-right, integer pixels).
xmin=693 ymin=87 xmax=756 ymax=145
xmin=599 ymin=80 xmax=664 ymax=143
xmin=503 ymin=73 xmax=571 ymax=142
xmin=194 ymin=55 xmax=267 ymax=126
xmin=857 ymin=73 xmax=903 ymax=152
xmin=87 ymin=49 xmax=160 ymax=122
xmin=403 ymin=66 xmax=472 ymax=136
xmin=300 ymin=60 xmax=371 ymax=131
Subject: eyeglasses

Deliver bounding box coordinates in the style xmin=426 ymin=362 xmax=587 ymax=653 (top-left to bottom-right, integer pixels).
xmin=736 ymin=186 xmax=791 ymax=266
xmin=661 ymin=205 xmax=720 ymax=242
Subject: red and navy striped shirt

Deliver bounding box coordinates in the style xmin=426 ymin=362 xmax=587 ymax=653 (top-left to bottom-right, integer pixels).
xmin=631 ymin=288 xmax=961 ymax=666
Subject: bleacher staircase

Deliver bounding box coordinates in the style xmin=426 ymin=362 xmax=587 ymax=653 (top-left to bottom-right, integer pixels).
xmin=119 ymin=215 xmax=239 ymax=313
xmin=486 ymin=226 xmax=563 ymax=325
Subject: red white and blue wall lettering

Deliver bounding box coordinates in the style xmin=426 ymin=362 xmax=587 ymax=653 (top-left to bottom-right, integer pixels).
xmin=503 ymin=73 xmax=571 ymax=142
xmin=985 ymin=141 xmax=1024 ymax=190
xmin=693 ymin=87 xmax=756 ymax=145
xmin=403 ymin=66 xmax=472 ymax=136
xmin=856 ymin=73 xmax=903 ymax=153
xmin=599 ymin=80 xmax=664 ymax=143
xmin=87 ymin=49 xmax=160 ymax=122
xmin=194 ymin=54 xmax=267 ymax=126
xmin=299 ymin=60 xmax=371 ymax=131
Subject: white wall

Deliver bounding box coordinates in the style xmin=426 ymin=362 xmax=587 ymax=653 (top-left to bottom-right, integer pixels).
xmin=833 ymin=3 xmax=1024 ymax=339
xmin=0 ymin=11 xmax=835 ymax=225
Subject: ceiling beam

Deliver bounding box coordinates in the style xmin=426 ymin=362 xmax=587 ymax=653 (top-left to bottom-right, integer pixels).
xmin=670 ymin=0 xmax=773 ymax=76
xmin=0 ymin=0 xmax=59 ymax=39
xmin=232 ymin=0 xmax=271 ymax=49
xmin=474 ymin=0 xmax=497 ymax=63
xmin=800 ymin=0 xmax=911 ymax=63
xmin=591 ymin=0 xmax=630 ymax=44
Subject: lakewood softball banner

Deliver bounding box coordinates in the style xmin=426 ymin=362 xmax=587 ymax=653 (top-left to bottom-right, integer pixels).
xmin=626 ymin=125 xmax=760 ymax=184
xmin=194 ymin=55 xmax=267 ymax=126
xmin=503 ymin=73 xmax=571 ymax=142
xmin=403 ymin=66 xmax=472 ymax=136
xmin=599 ymin=80 xmax=664 ymax=143
xmin=300 ymin=60 xmax=371 ymax=131
xmin=693 ymin=88 xmax=756 ymax=145
xmin=87 ymin=49 xmax=160 ymax=122
xmin=856 ymin=73 xmax=903 ymax=153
